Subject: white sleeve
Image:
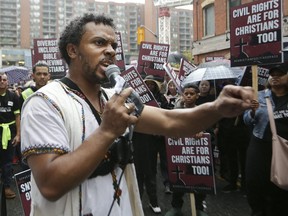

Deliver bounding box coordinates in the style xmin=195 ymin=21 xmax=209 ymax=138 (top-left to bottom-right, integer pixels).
xmin=21 ymin=95 xmax=70 ymax=160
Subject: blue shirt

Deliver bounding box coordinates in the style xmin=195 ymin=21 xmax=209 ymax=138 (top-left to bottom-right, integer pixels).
xmin=243 ymin=89 xmax=272 ymax=140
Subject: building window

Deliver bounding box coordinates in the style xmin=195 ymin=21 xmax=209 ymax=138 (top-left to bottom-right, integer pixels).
xmin=203 ymin=4 xmax=215 ymax=37
xmin=227 ymin=0 xmax=241 ymax=30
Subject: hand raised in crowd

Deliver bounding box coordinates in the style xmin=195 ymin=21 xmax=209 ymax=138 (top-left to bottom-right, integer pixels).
xmin=249 ymin=99 xmax=260 ymax=118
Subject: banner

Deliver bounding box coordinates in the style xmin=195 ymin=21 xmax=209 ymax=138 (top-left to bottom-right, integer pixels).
xmin=14 ymin=169 xmax=31 ymax=216
xmin=230 ymin=0 xmax=283 ymax=66
xmin=238 ymin=66 xmax=269 ymax=90
xmin=163 ymin=63 xmax=183 ymax=95
xmin=115 ymin=32 xmax=126 ymax=72
xmin=121 ymin=66 xmax=159 ymax=107
xmin=179 ymin=58 xmax=197 ymax=82
xmin=137 ymin=41 xmax=170 ymax=79
xmin=32 ymin=38 xmax=67 ymax=79
xmin=166 ymin=133 xmax=216 ymax=194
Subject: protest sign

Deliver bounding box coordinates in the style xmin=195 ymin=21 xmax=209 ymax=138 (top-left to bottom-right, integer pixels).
xmin=230 ymin=0 xmax=283 ymax=66
xmin=32 ymin=38 xmax=67 ymax=79
xmin=14 ymin=169 xmax=31 ymax=216
xmin=166 ymin=133 xmax=216 ymax=194
xmin=238 ymin=65 xmax=269 ymax=90
xmin=163 ymin=63 xmax=183 ymax=95
xmin=115 ymin=32 xmax=126 ymax=72
xmin=121 ymin=66 xmax=159 ymax=107
xmin=179 ymin=58 xmax=197 ymax=82
xmin=137 ymin=41 xmax=170 ymax=79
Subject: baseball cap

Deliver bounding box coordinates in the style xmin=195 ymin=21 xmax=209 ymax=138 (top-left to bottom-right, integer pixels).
xmin=268 ymin=62 xmax=288 ymax=74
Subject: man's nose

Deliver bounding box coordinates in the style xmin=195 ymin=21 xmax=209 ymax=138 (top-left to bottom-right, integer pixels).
xmin=104 ymin=44 xmax=116 ymax=56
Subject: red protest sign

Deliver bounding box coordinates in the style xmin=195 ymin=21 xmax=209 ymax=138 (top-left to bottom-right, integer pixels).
xmin=230 ymin=0 xmax=283 ymax=67
xmin=115 ymin=32 xmax=126 ymax=72
xmin=32 ymin=38 xmax=67 ymax=79
xmin=166 ymin=133 xmax=216 ymax=194
xmin=137 ymin=41 xmax=170 ymax=78
xmin=163 ymin=63 xmax=183 ymax=95
xmin=121 ymin=66 xmax=159 ymax=107
xmin=179 ymin=58 xmax=197 ymax=82
xmin=14 ymin=169 xmax=31 ymax=216
xmin=238 ymin=65 xmax=269 ymax=90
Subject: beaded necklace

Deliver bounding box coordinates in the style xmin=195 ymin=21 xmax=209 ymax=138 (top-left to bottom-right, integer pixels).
xmin=60 ymin=77 xmax=125 ymax=210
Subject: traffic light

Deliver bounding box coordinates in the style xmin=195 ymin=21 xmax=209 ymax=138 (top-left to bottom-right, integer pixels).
xmin=137 ymin=26 xmax=145 ymax=45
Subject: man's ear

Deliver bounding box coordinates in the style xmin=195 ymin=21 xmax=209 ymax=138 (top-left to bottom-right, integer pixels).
xmin=66 ymin=44 xmax=78 ymax=59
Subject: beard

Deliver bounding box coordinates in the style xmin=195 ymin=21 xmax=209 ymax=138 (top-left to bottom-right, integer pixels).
xmin=81 ymin=61 xmax=108 ymax=85
xmin=80 ymin=54 xmax=114 ymax=85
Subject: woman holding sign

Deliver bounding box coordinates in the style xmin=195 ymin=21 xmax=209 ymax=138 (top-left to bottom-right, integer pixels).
xmin=244 ymin=62 xmax=288 ymax=216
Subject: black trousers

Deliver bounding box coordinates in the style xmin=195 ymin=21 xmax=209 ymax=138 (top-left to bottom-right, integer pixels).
xmin=246 ymin=136 xmax=288 ymax=216
xmin=133 ymin=132 xmax=159 ymax=205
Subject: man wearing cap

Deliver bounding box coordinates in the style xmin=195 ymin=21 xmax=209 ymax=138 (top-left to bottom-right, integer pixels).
xmin=0 ymin=73 xmax=21 ymax=199
xmin=244 ymin=62 xmax=288 ymax=216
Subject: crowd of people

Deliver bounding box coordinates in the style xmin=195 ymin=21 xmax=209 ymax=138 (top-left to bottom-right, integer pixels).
xmin=0 ymin=13 xmax=287 ymax=216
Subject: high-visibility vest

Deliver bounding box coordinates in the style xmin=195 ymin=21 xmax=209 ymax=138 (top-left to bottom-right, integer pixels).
xmin=21 ymin=88 xmax=34 ymax=100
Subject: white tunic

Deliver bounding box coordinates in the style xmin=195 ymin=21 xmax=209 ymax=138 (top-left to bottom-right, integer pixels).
xmin=21 ymin=81 xmax=143 ymax=216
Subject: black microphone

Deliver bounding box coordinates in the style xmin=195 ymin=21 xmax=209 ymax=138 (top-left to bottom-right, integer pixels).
xmin=105 ymin=64 xmax=144 ymax=117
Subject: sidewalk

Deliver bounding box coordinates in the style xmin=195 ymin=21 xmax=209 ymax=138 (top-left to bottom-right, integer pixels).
xmin=143 ymin=173 xmax=251 ymax=216
xmin=6 ymin=164 xmax=251 ymax=216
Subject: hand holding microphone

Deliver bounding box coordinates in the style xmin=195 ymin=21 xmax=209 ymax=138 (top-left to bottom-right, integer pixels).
xmin=105 ymin=64 xmax=144 ymax=117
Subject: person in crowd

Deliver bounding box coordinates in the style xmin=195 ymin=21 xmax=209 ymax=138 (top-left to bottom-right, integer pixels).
xmin=196 ymin=80 xmax=217 ymax=154
xmin=196 ymin=80 xmax=215 ymax=105
xmin=132 ymin=75 xmax=169 ymax=214
xmin=194 ymin=80 xmax=217 ymax=215
xmin=0 ymin=73 xmax=20 ymax=199
xmin=19 ymin=60 xmax=50 ymax=108
xmin=17 ymin=61 xmax=50 ymax=169
xmin=215 ymin=79 xmax=238 ymax=182
xmin=15 ymin=86 xmax=24 ymax=97
xmin=165 ymin=79 xmax=179 ymax=110
xmin=219 ymin=113 xmax=250 ymax=193
xmin=20 ymin=13 xmax=254 ymax=216
xmin=216 ymin=79 xmax=250 ymax=193
xmin=243 ymin=62 xmax=288 ymax=216
xmin=166 ymin=83 xmax=208 ymax=216
xmin=145 ymin=75 xmax=172 ymax=194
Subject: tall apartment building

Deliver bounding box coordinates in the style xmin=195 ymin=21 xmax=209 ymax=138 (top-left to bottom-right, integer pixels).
xmin=170 ymin=9 xmax=193 ymax=52
xmin=0 ymin=0 xmax=193 ymax=68
xmin=0 ymin=0 xmax=19 ymax=47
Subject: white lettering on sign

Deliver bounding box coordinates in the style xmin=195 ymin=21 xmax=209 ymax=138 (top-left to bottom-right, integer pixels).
xmin=191 ymin=166 xmax=210 ymax=175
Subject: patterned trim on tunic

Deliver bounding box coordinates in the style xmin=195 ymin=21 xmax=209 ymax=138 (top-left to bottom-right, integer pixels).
xmin=22 ymin=144 xmax=69 ymax=161
xmin=22 ymin=82 xmax=86 ymax=161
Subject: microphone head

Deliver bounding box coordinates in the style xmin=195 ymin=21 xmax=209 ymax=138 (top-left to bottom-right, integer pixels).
xmin=105 ymin=64 xmax=120 ymax=78
xmin=105 ymin=64 xmax=121 ymax=86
